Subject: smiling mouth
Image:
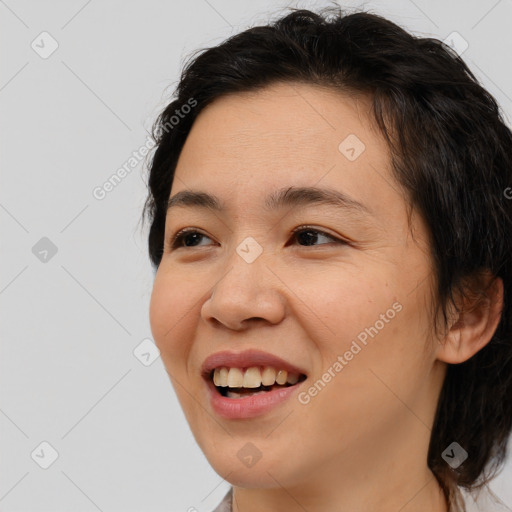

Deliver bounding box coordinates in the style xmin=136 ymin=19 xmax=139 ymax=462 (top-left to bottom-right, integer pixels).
xmin=208 ymin=368 xmax=307 ymax=399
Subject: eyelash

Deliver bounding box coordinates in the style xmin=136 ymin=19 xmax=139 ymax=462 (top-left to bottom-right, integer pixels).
xmin=168 ymin=225 xmax=348 ymax=250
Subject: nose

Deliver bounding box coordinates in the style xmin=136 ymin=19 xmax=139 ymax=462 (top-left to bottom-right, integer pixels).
xmin=200 ymin=249 xmax=287 ymax=331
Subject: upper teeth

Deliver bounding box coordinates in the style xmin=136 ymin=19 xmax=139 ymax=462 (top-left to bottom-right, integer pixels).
xmin=213 ymin=367 xmax=300 ymax=388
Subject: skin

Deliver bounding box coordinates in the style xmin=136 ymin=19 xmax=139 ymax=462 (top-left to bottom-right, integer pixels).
xmin=149 ymin=82 xmax=503 ymax=512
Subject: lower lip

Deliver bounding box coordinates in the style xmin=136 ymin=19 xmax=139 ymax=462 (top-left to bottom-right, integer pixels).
xmin=205 ymin=376 xmax=305 ymax=419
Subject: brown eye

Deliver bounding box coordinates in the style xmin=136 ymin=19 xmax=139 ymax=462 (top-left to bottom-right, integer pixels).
xmin=170 ymin=229 xmax=213 ymax=249
xmin=290 ymin=226 xmax=347 ymax=247
xmin=168 ymin=226 xmax=348 ymax=251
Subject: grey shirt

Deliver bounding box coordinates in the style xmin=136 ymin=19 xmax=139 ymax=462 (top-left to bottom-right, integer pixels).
xmin=212 ymin=487 xmax=233 ymax=512
xmin=209 ymin=485 xmax=510 ymax=511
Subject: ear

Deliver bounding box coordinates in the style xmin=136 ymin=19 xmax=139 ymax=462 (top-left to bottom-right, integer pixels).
xmin=436 ymin=272 xmax=504 ymax=364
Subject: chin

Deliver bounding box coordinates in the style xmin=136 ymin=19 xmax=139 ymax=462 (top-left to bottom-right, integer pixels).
xmin=205 ymin=449 xmax=293 ymax=489
xmin=217 ymin=468 xmax=284 ymax=489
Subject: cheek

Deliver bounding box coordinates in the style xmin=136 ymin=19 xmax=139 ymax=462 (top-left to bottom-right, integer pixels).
xmin=149 ymin=270 xmax=203 ymax=370
xmin=149 ymin=271 xmax=211 ymax=428
xmin=294 ymin=264 xmax=430 ymax=401
xmin=314 ymin=294 xmax=431 ymax=428
xmin=289 ymin=263 xmax=396 ymax=351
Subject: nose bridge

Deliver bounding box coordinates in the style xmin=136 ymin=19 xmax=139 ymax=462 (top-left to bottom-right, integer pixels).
xmin=216 ymin=234 xmax=269 ymax=297
xmin=201 ymin=235 xmax=286 ymax=328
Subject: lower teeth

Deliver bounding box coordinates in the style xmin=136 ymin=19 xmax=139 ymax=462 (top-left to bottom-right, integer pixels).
xmin=221 ymin=384 xmax=288 ymax=399
xmin=225 ymin=389 xmax=268 ymax=398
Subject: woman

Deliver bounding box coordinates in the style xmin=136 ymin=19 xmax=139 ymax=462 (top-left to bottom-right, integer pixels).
xmin=143 ymin=6 xmax=512 ymax=512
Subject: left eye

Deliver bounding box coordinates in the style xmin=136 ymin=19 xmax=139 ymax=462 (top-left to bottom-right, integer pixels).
xmin=168 ymin=226 xmax=346 ymax=250
xmin=289 ymin=226 xmax=344 ymax=247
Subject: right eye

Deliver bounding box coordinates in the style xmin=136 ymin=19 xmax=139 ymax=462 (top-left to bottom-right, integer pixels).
xmin=168 ymin=228 xmax=214 ymax=249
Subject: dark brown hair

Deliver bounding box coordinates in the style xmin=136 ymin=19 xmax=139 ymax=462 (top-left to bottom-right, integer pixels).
xmin=142 ymin=6 xmax=512 ymax=510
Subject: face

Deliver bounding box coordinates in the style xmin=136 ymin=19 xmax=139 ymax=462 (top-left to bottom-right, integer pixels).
xmin=149 ymin=82 xmax=446 ymax=493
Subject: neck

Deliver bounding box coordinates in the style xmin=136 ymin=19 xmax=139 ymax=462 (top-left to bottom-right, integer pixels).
xmin=231 ymin=417 xmax=448 ymax=512
xmin=232 ymin=469 xmax=448 ymax=512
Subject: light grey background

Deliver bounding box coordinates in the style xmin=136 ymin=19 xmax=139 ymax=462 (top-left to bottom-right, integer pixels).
xmin=1 ymin=1 xmax=511 ymax=511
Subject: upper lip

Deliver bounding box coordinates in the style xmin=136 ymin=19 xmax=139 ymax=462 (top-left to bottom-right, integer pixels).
xmin=201 ymin=349 xmax=308 ymax=379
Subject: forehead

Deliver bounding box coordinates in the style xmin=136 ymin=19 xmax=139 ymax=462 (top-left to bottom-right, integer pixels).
xmin=172 ymin=82 xmax=399 ymax=220
xmin=180 ymin=82 xmax=378 ymax=165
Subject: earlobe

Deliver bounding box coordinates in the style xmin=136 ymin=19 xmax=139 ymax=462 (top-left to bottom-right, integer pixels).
xmin=436 ymin=274 xmax=504 ymax=364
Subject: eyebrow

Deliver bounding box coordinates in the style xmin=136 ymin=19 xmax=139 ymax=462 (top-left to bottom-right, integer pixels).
xmin=167 ymin=186 xmax=373 ymax=216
